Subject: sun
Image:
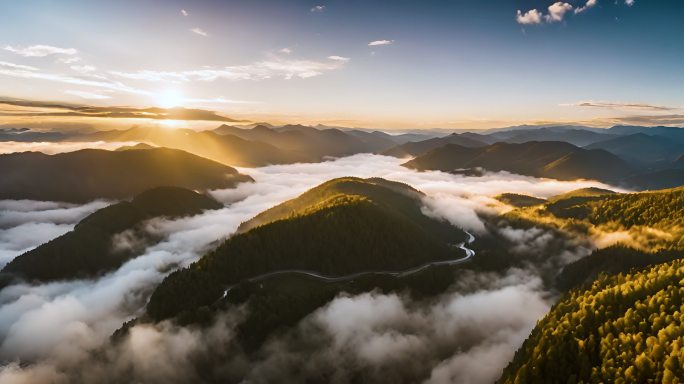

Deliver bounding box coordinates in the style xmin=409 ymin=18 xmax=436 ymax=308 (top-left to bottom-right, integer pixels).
xmin=156 ymin=89 xmax=184 ymax=109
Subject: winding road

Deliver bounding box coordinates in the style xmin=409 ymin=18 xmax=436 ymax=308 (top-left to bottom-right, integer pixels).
xmin=222 ymin=231 xmax=475 ymax=297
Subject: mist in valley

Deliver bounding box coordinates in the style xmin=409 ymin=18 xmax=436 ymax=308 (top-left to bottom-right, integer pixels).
xmin=0 ymin=154 xmax=620 ymax=383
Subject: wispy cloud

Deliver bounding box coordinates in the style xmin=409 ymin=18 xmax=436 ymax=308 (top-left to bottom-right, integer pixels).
xmin=111 ymin=55 xmax=349 ymax=82
xmin=574 ymin=0 xmax=597 ymax=14
xmin=564 ymin=101 xmax=678 ymax=112
xmin=70 ymin=65 xmax=96 ymax=74
xmin=328 ymin=55 xmax=350 ymax=62
xmin=4 ymin=45 xmax=77 ymax=57
xmin=279 ymin=48 xmax=292 ymax=54
xmin=625 ymin=0 xmax=635 ymax=6
xmin=368 ymin=40 xmax=394 ymax=46
xmin=311 ymin=5 xmax=325 ymax=12
xmin=57 ymin=57 xmax=81 ymax=64
xmin=0 ymin=62 xmax=149 ymax=95
xmin=181 ymin=9 xmax=189 ymax=16
xmin=190 ymin=28 xmax=209 ymax=37
xmin=0 ymin=98 xmax=245 ymax=122
xmin=64 ymin=90 xmax=112 ymax=100
xmin=0 ymin=61 xmax=38 ymax=71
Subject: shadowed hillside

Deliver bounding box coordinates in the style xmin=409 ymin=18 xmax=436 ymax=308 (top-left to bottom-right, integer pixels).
xmin=1 ymin=187 xmax=222 ymax=284
xmin=0 ymin=147 xmax=252 ymax=202
xmin=404 ymin=141 xmax=632 ymax=183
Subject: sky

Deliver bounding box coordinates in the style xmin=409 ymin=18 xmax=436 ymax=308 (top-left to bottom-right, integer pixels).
xmin=1 ymin=0 xmax=683 ymax=129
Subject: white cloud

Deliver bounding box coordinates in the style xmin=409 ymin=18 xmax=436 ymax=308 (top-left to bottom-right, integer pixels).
xmin=4 ymin=45 xmax=77 ymax=57
xmin=625 ymin=0 xmax=634 ymax=6
xmin=0 ymin=61 xmax=37 ymax=71
xmin=279 ymin=48 xmax=292 ymax=54
xmin=181 ymin=9 xmax=188 ymax=16
xmin=545 ymin=2 xmax=573 ymax=22
xmin=368 ymin=40 xmax=394 ymax=46
xmin=64 ymin=90 xmax=112 ymax=100
xmin=516 ymin=9 xmax=543 ymax=24
xmin=111 ymin=55 xmax=349 ymax=82
xmin=574 ymin=0 xmax=597 ymax=14
xmin=57 ymin=57 xmax=81 ymax=64
xmin=0 ymin=64 xmax=149 ymax=95
xmin=70 ymin=65 xmax=96 ymax=74
xmin=311 ymin=5 xmax=325 ymax=12
xmin=328 ymin=55 xmax=350 ymax=62
xmin=190 ymin=28 xmax=209 ymax=37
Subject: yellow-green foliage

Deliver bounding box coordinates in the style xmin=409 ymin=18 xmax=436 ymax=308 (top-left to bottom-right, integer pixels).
xmin=506 ymin=187 xmax=684 ymax=250
xmin=500 ymin=259 xmax=684 ymax=384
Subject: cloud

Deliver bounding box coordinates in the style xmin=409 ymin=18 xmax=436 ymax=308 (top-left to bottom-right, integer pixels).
xmin=111 ymin=56 xmax=349 ymax=82
xmin=328 ymin=55 xmax=350 ymax=62
xmin=0 ymin=199 xmax=108 ymax=266
xmin=181 ymin=9 xmax=188 ymax=16
xmin=0 ymin=153 xmax=619 ymax=383
xmin=70 ymin=65 xmax=96 ymax=74
xmin=279 ymin=48 xmax=292 ymax=54
xmin=565 ymin=100 xmax=678 ymax=111
xmin=64 ymin=90 xmax=112 ymax=100
xmin=0 ymin=63 xmax=149 ymax=96
xmin=190 ymin=28 xmax=209 ymax=37
xmin=57 ymin=57 xmax=81 ymax=64
xmin=0 ymin=61 xmax=37 ymax=71
xmin=0 ymin=98 xmax=246 ymax=122
xmin=545 ymin=2 xmax=573 ymax=22
xmin=516 ymin=9 xmax=544 ymax=25
xmin=368 ymin=40 xmax=394 ymax=46
xmin=625 ymin=0 xmax=634 ymax=6
xmin=575 ymin=0 xmax=597 ymax=14
xmin=311 ymin=5 xmax=325 ymax=12
xmin=4 ymin=45 xmax=77 ymax=57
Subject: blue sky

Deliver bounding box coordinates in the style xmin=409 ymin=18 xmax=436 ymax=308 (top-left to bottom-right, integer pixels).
xmin=0 ymin=0 xmax=682 ymax=128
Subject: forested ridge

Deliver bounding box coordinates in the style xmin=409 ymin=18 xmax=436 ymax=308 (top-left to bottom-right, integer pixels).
xmin=146 ymin=178 xmax=466 ymax=321
xmin=500 ymin=258 xmax=684 ymax=384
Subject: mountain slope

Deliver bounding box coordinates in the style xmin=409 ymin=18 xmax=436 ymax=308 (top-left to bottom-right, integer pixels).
xmin=586 ymin=133 xmax=684 ymax=164
xmin=0 ymin=147 xmax=252 ymax=202
xmin=499 ymin=257 xmax=684 ymax=384
xmin=403 ymin=141 xmax=632 ymax=182
xmin=146 ymin=177 xmax=467 ymax=321
xmin=1 ymin=187 xmax=222 ymax=283
xmin=382 ymin=133 xmax=487 ymax=157
xmin=490 ymin=127 xmax=616 ymax=146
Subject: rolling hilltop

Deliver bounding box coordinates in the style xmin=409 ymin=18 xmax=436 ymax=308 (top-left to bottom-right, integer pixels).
xmin=0 ymin=147 xmax=252 ymax=202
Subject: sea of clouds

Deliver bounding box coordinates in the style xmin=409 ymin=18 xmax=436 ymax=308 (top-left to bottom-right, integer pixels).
xmin=0 ymin=153 xmax=621 ymax=383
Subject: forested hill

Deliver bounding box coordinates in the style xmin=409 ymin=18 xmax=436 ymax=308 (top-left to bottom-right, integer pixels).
xmin=506 ymin=186 xmax=684 ymax=251
xmin=403 ymin=141 xmax=631 ymax=183
xmin=1 ymin=187 xmax=222 ymax=284
xmin=146 ymin=177 xmax=467 ymax=321
xmin=499 ymin=258 xmax=684 ymax=384
xmin=0 ymin=147 xmax=252 ymax=203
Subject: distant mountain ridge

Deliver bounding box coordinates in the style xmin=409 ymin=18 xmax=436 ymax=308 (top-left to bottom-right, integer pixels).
xmin=403 ymin=141 xmax=633 ymax=183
